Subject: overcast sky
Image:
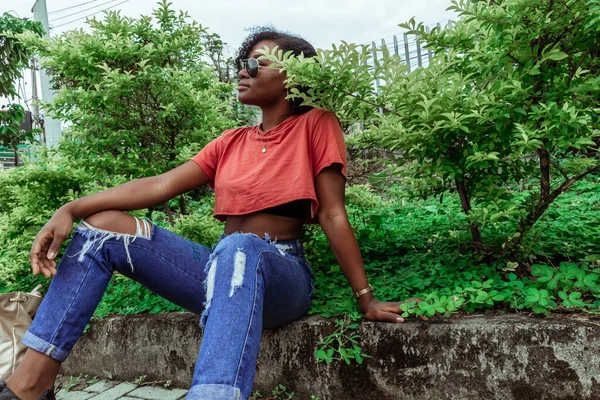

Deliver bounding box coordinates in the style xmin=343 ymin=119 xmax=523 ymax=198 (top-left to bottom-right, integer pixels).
xmin=2 ymin=0 xmax=457 ymax=107
xmin=5 ymin=0 xmax=457 ymax=52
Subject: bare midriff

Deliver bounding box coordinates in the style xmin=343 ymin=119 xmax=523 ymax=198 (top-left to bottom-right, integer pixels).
xmin=224 ymin=212 xmax=304 ymax=240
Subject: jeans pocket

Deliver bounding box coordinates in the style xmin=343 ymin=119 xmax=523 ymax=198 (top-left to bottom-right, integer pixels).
xmin=303 ymin=259 xmax=315 ymax=277
xmin=303 ymin=260 xmax=315 ymax=299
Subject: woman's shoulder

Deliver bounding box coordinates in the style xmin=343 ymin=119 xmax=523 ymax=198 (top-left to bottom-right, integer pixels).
xmin=303 ymin=107 xmax=337 ymax=120
xmin=298 ymin=108 xmax=340 ymax=130
xmin=301 ymin=108 xmax=342 ymax=131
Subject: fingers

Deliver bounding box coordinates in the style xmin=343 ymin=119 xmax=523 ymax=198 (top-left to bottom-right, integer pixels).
xmin=30 ymin=231 xmax=59 ymax=277
xmin=378 ymin=301 xmax=429 ymax=322
xmin=399 ymin=298 xmax=428 ymax=320
xmin=366 ymin=310 xmax=403 ymax=323
xmin=373 ymin=303 xmax=405 ymax=323
xmin=366 ymin=298 xmax=432 ymax=323
xmin=365 ymin=300 xmax=431 ymax=323
xmin=40 ymin=252 xmax=58 ymax=277
xmin=30 ymin=234 xmax=48 ymax=275
xmin=39 ymin=258 xmax=54 ymax=278
xmin=47 ymin=234 xmax=65 ymax=260
xmin=31 ymin=258 xmax=40 ymax=276
xmin=386 ymin=305 xmax=405 ymax=323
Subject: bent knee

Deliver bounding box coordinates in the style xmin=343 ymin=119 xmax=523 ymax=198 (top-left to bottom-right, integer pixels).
xmin=84 ymin=210 xmax=138 ymax=235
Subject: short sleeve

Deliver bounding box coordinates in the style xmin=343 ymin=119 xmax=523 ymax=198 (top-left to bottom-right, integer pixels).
xmin=191 ymin=136 xmax=222 ymax=182
xmin=311 ymin=111 xmax=347 ymax=178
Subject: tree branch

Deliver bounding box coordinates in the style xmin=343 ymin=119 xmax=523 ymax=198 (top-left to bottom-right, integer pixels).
xmin=568 ymin=49 xmax=591 ymax=86
xmin=550 ymin=160 xmax=569 ymax=181
xmin=538 ymin=144 xmax=551 ymax=201
xmin=549 ymin=164 xmax=600 ymax=202
xmin=507 ymin=52 xmax=524 ymax=66
xmin=337 ymin=88 xmax=407 ymax=120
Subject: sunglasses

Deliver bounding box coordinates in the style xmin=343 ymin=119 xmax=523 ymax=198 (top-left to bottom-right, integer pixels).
xmin=240 ymin=57 xmax=280 ymax=79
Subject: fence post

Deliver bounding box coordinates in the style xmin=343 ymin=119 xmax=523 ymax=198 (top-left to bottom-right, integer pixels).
xmin=416 ymin=38 xmax=423 ymax=68
xmin=372 ymin=41 xmax=381 ymax=95
xmin=393 ymin=35 xmax=399 ymax=57
xmin=403 ymin=32 xmax=411 ymax=72
xmin=426 ymin=26 xmax=433 ymax=64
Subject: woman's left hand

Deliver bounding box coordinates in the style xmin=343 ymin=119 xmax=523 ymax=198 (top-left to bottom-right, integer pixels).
xmin=362 ymin=298 xmax=424 ymax=323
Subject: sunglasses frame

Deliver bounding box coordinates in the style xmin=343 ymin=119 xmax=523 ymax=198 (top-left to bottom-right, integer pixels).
xmin=240 ymin=57 xmax=280 ymax=79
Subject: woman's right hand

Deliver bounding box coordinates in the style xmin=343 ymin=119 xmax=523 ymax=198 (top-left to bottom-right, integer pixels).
xmin=26 ymin=161 xmax=210 ymax=278
xmin=30 ymin=206 xmax=75 ymax=278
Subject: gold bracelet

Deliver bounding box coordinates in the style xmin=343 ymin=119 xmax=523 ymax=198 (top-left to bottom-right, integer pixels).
xmin=354 ymin=284 xmax=373 ymax=299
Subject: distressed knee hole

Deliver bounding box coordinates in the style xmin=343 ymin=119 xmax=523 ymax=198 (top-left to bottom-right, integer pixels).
xmin=201 ymin=255 xmax=218 ymax=326
xmin=199 ymin=248 xmax=247 ymax=327
xmin=230 ymin=249 xmax=246 ymax=297
xmin=82 ymin=211 xmax=151 ymax=239
xmin=73 ymin=215 xmax=152 ymax=273
xmin=133 ymin=217 xmax=152 ymax=239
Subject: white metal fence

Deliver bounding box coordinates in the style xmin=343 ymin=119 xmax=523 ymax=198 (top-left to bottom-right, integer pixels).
xmin=369 ymin=20 xmax=454 ymax=71
xmin=366 ymin=20 xmax=455 ymax=95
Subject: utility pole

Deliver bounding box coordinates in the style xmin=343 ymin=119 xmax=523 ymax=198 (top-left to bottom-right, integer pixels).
xmin=30 ymin=57 xmax=45 ymax=145
xmin=32 ymin=0 xmax=62 ymax=147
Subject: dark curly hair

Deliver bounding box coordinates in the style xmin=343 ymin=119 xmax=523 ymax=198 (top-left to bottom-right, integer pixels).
xmin=235 ymin=26 xmax=317 ymax=115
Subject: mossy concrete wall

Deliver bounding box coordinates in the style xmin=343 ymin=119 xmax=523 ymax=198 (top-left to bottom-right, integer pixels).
xmin=61 ymin=313 xmax=600 ymax=399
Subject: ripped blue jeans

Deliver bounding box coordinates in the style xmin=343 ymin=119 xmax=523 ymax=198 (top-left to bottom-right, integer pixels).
xmin=22 ymin=218 xmax=315 ymax=400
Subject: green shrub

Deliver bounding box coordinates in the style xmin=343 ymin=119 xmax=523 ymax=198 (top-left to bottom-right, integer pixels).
xmin=0 ymin=161 xmax=90 ymax=291
xmin=2 ymin=158 xmax=599 ymax=324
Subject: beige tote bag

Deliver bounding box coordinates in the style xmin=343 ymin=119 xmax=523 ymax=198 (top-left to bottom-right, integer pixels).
xmin=0 ymin=285 xmax=42 ymax=380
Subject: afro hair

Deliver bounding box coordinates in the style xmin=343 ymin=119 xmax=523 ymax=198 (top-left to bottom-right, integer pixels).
xmin=235 ymin=26 xmax=317 ymax=115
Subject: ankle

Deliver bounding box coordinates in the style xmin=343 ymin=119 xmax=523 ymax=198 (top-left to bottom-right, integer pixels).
xmin=6 ymin=377 xmax=54 ymax=400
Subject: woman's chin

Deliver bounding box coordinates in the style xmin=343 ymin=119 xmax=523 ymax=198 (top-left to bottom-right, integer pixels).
xmin=237 ymin=95 xmax=256 ymax=106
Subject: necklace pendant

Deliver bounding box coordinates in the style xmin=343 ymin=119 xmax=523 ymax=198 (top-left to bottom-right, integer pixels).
xmin=262 ymin=147 xmax=267 ymax=154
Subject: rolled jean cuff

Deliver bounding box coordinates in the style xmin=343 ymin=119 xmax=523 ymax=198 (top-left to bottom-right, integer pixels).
xmin=21 ymin=331 xmax=70 ymax=362
xmin=187 ymin=384 xmax=242 ymax=400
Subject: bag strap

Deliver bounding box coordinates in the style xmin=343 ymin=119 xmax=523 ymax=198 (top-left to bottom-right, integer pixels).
xmin=8 ymin=285 xmax=43 ymax=303
xmin=30 ymin=284 xmax=42 ymax=296
xmin=9 ymin=292 xmax=28 ymax=303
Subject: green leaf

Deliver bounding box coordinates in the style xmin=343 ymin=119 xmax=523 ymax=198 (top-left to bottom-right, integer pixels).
xmin=546 ymin=52 xmax=568 ymax=61
xmin=569 ymin=292 xmax=582 ymax=300
xmin=315 ymin=349 xmax=327 ymax=360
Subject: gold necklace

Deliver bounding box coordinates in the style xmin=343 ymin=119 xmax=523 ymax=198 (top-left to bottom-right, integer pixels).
xmin=257 ymin=130 xmax=267 ymax=153
xmin=257 ymin=116 xmax=291 ymax=153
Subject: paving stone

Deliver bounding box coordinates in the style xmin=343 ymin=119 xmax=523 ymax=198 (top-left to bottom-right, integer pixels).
xmin=83 ymin=380 xmax=117 ymax=393
xmin=126 ymin=386 xmax=188 ymax=400
xmin=87 ymin=382 xmax=137 ymax=400
xmin=56 ymin=391 xmax=95 ymax=400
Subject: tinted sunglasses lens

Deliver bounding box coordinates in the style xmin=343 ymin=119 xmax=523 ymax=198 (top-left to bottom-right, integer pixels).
xmin=246 ymin=58 xmax=259 ymax=78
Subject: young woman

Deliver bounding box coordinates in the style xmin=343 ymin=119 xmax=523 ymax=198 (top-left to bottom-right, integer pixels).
xmin=0 ymin=28 xmax=409 ymax=400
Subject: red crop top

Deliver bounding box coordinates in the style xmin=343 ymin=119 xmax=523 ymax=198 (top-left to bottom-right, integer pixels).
xmin=191 ymin=108 xmax=347 ymax=224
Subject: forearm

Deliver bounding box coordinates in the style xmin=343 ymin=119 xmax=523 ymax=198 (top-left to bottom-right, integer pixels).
xmin=319 ymin=212 xmax=375 ymax=312
xmin=63 ymin=176 xmax=168 ymax=220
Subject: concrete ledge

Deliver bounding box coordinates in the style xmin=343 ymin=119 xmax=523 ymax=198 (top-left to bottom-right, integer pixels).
xmin=61 ymin=313 xmax=600 ymax=399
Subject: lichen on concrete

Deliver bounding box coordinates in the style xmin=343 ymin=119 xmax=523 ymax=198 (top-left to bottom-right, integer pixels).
xmin=61 ymin=313 xmax=600 ymax=400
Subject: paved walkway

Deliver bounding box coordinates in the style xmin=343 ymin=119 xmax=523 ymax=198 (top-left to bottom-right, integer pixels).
xmin=55 ymin=375 xmax=188 ymax=400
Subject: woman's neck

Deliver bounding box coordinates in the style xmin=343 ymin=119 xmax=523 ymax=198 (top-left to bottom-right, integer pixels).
xmin=260 ymin=103 xmax=293 ymax=132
